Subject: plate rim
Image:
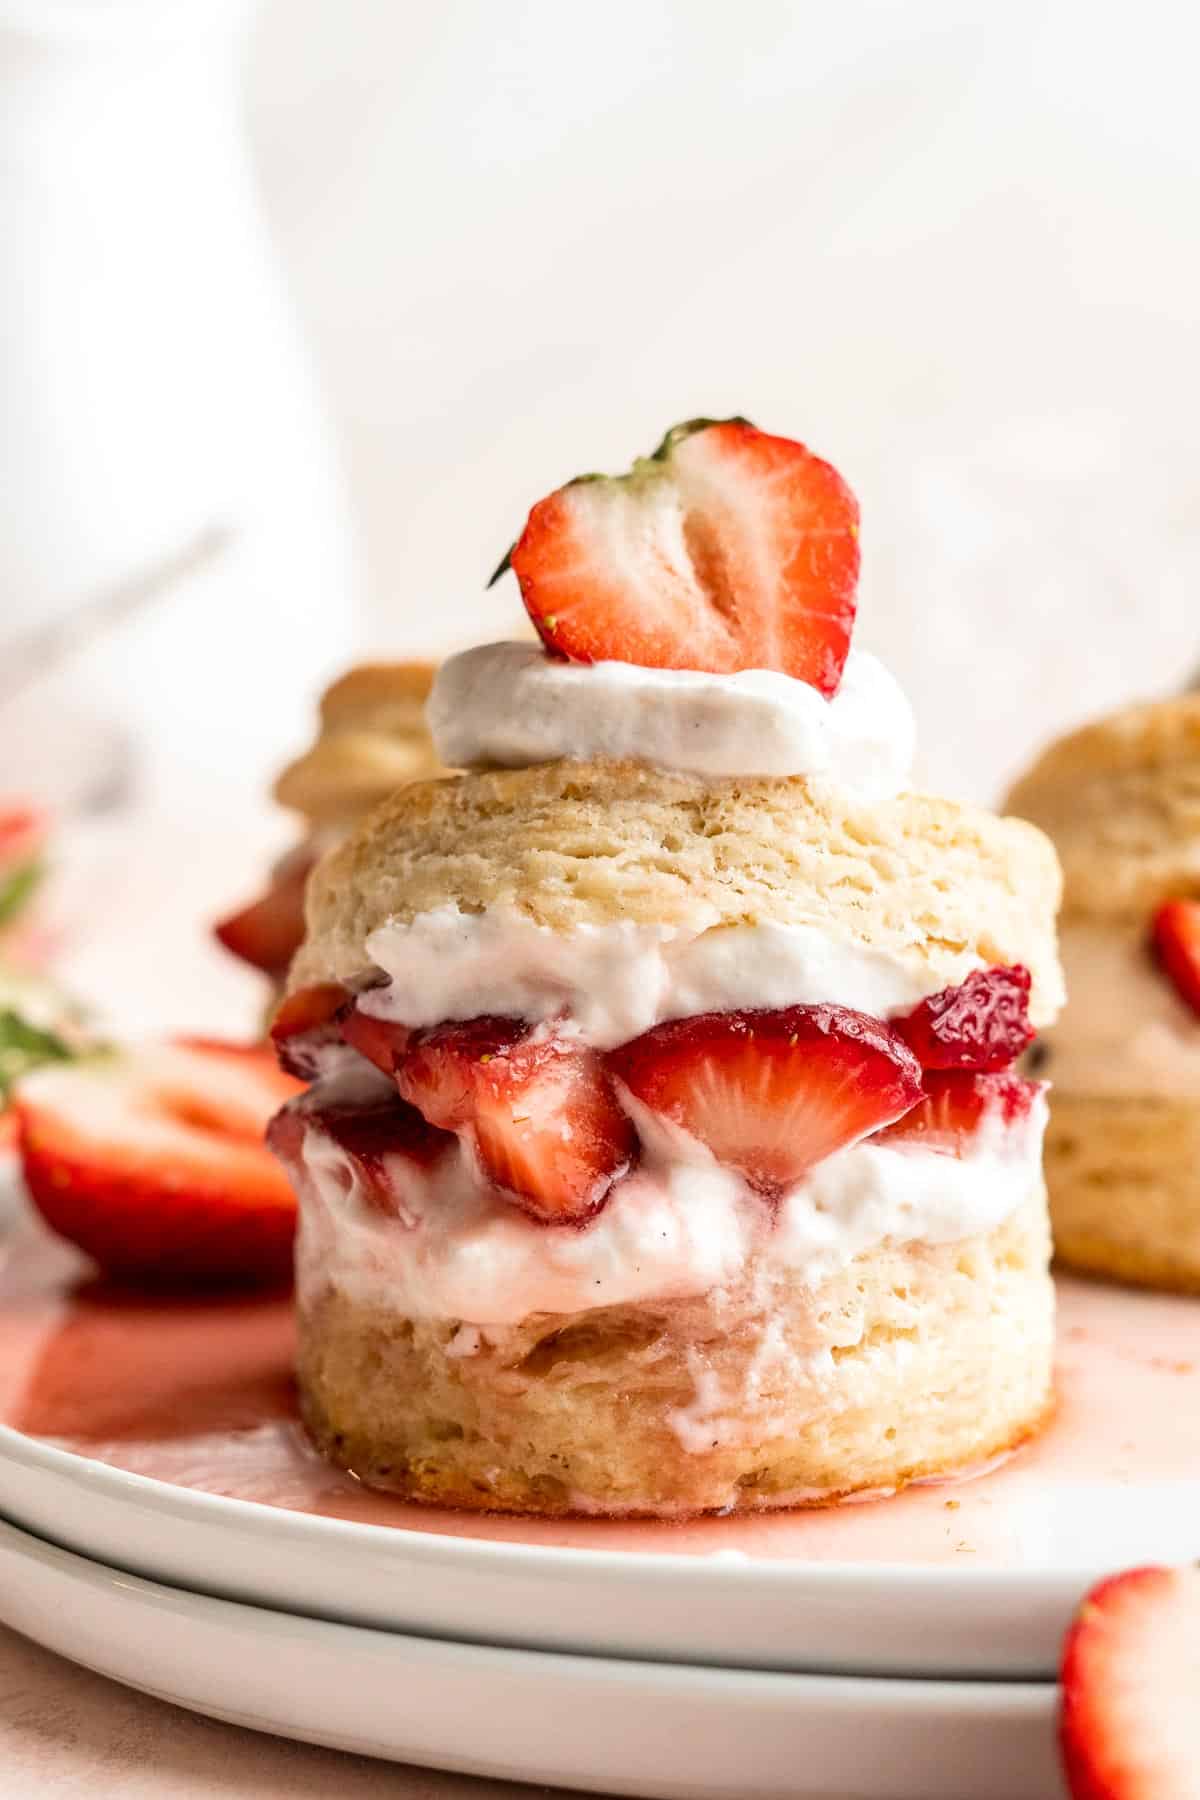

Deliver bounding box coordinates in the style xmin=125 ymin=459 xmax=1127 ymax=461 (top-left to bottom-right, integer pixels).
xmin=0 ymin=1506 xmax=1057 ymax=1705
xmin=0 ymin=1416 xmax=1107 ymax=1602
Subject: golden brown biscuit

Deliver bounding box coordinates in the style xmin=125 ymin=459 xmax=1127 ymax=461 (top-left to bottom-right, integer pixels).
xmin=298 ymin=1194 xmax=1052 ymax=1516
xmin=274 ymin=660 xmax=445 ymax=827
xmin=1006 ymin=694 xmax=1200 ymax=920
xmin=282 ymin=752 xmax=1061 ymax=1515
xmin=1044 ymin=1094 xmax=1200 ymax=1293
xmin=1006 ymin=693 xmax=1200 ymax=1294
xmin=293 ymin=759 xmax=1065 ymax=1025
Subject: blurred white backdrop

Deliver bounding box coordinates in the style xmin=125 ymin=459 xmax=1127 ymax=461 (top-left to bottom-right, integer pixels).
xmin=250 ymin=0 xmax=1200 ymax=803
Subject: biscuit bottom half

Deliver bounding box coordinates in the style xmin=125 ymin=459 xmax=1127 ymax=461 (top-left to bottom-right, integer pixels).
xmin=1047 ymin=1094 xmax=1200 ymax=1294
xmin=297 ymin=1194 xmax=1054 ymax=1518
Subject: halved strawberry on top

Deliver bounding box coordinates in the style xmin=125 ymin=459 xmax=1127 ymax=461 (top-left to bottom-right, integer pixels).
xmin=606 ymin=1005 xmax=922 ymax=1198
xmin=15 ymin=1041 xmax=304 ymax=1286
xmin=876 ymin=1071 xmax=1042 ymax=1156
xmin=499 ymin=418 xmax=861 ymax=695
xmin=397 ymin=1018 xmax=636 ymax=1224
xmin=893 ymin=966 xmax=1035 ymax=1071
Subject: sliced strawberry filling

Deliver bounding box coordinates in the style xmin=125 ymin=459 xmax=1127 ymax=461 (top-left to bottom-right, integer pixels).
xmin=397 ymin=1017 xmax=636 ymax=1225
xmin=271 ymin=982 xmax=352 ymax=1079
xmin=607 ymin=1004 xmax=922 ymax=1198
xmin=269 ymin=967 xmax=1043 ymax=1223
xmin=268 ymin=1082 xmax=452 ymax=1216
xmin=876 ymin=1071 xmax=1043 ymax=1156
xmin=893 ymin=965 xmax=1034 ymax=1072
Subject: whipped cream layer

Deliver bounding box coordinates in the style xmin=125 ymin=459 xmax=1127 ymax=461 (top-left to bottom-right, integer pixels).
xmin=288 ymin=1082 xmax=1048 ymax=1329
xmin=428 ymin=641 xmax=915 ymax=797
xmin=361 ymin=907 xmax=963 ymax=1050
xmin=1042 ymin=921 xmax=1200 ymax=1101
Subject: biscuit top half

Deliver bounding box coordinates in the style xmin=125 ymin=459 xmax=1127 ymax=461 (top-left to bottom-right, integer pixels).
xmin=292 ymin=759 xmax=1065 ymax=1029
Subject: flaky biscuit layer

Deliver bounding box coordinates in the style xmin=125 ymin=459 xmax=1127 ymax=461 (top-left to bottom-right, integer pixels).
xmin=297 ymin=1196 xmax=1053 ymax=1516
xmin=1046 ymin=1092 xmax=1200 ymax=1293
xmin=293 ymin=759 xmax=1065 ymax=1026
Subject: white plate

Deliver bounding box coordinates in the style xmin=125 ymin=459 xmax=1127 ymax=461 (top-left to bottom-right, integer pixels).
xmin=1 ymin=1218 xmax=1198 ymax=1680
xmin=0 ymin=1422 xmax=1087 ymax=1680
xmin=0 ymin=1514 xmax=1061 ymax=1800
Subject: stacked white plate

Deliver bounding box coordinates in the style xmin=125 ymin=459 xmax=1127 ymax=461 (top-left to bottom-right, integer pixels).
xmin=1 ymin=1211 xmax=1198 ymax=1798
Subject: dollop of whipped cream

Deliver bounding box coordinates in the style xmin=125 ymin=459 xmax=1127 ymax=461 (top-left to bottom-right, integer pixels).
xmin=289 ymin=1082 xmax=1048 ymax=1328
xmin=361 ymin=908 xmax=954 ymax=1051
xmin=428 ymin=641 xmax=915 ymax=799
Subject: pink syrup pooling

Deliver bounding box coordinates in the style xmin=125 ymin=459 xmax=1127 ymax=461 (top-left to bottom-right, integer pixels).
xmin=2 ymin=1217 xmax=1199 ymax=1564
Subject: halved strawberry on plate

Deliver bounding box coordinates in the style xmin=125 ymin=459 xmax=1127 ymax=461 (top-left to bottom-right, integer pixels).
xmin=397 ymin=1018 xmax=636 ymax=1224
xmin=1060 ymin=1563 xmax=1200 ymax=1799
xmin=607 ymin=1005 xmax=923 ymax=1197
xmin=14 ymin=1041 xmax=304 ymax=1286
xmin=497 ymin=418 xmax=861 ymax=695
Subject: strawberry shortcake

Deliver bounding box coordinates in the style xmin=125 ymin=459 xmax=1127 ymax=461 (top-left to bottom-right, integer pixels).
xmin=269 ymin=418 xmax=1065 ymax=1516
xmin=215 ymin=662 xmax=444 ymax=988
xmin=1007 ymin=694 xmax=1200 ymax=1292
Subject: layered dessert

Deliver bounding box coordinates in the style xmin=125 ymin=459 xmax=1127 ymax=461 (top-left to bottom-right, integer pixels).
xmin=215 ymin=662 xmax=443 ymax=988
xmin=269 ymin=418 xmax=1064 ymax=1516
xmin=1007 ymin=694 xmax=1200 ymax=1291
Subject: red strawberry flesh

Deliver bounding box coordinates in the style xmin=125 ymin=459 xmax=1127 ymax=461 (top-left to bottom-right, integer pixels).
xmin=16 ymin=1042 xmax=304 ymax=1287
xmin=214 ymin=850 xmax=315 ymax=978
xmin=340 ymin=1002 xmax=413 ymax=1079
xmin=507 ymin=418 xmax=860 ymax=694
xmin=893 ymin=965 xmax=1034 ymax=1072
xmin=1060 ymin=1564 xmax=1200 ymax=1800
xmin=606 ymin=1005 xmax=922 ymax=1197
xmin=270 ymin=982 xmax=351 ymax=1079
xmin=1152 ymin=900 xmax=1200 ymax=1019
xmin=876 ymin=1071 xmax=1041 ymax=1155
xmin=398 ymin=1018 xmax=635 ymax=1223
xmin=268 ymin=1082 xmax=451 ymax=1216
xmin=0 ymin=804 xmax=47 ymax=866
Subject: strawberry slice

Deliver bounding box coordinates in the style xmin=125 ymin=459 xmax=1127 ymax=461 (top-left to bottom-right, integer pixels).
xmin=340 ymin=1000 xmax=413 ymax=1079
xmin=893 ymin=965 xmax=1034 ymax=1072
xmin=214 ymin=848 xmax=316 ymax=978
xmin=1060 ymin=1564 xmax=1200 ymax=1800
xmin=15 ymin=1041 xmax=304 ymax=1286
xmin=501 ymin=418 xmax=860 ymax=694
xmin=269 ymin=982 xmax=351 ymax=1079
xmin=876 ymin=1071 xmax=1041 ymax=1155
xmin=268 ymin=1083 xmax=451 ymax=1214
xmin=397 ymin=1018 xmax=636 ymax=1223
xmin=1152 ymin=900 xmax=1200 ymax=1019
xmin=607 ymin=1005 xmax=922 ymax=1197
